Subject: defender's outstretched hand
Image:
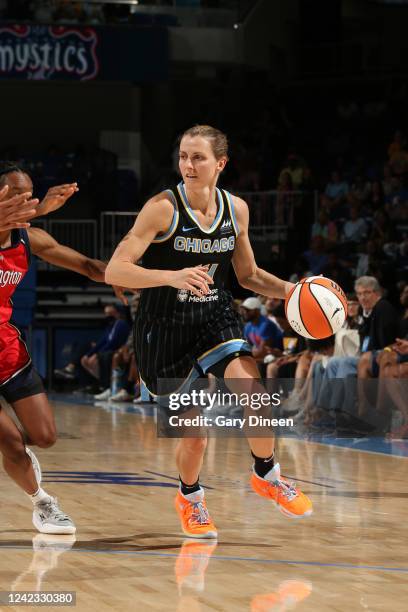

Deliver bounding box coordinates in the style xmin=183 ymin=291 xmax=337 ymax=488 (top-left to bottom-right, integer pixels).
xmin=38 ymin=183 xmax=79 ymax=216
xmin=0 ymin=186 xmax=39 ymax=231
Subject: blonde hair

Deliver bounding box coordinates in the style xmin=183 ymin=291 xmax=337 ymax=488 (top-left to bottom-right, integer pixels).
xmin=181 ymin=125 xmax=229 ymax=160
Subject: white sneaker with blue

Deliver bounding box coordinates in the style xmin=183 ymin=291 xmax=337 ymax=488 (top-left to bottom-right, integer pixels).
xmin=33 ymin=497 xmax=76 ymax=535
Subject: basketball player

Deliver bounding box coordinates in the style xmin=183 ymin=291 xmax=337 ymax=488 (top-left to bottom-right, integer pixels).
xmin=0 ymin=163 xmax=122 ymax=535
xmin=106 ymin=125 xmax=312 ymax=538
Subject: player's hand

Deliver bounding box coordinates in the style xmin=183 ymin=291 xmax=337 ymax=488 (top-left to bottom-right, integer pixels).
xmin=0 ymin=186 xmax=40 ymax=230
xmin=168 ymin=265 xmax=214 ymax=298
xmin=38 ymin=183 xmax=79 ymax=216
xmin=112 ymin=286 xmax=140 ymax=306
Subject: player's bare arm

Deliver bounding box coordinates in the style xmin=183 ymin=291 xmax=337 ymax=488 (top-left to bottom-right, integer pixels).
xmin=105 ymin=194 xmax=214 ymax=297
xmin=35 ymin=183 xmax=79 ymax=217
xmin=0 ymin=186 xmax=39 ymax=231
xmin=231 ymin=196 xmax=294 ymax=299
xmin=28 ymin=227 xmax=107 ymax=282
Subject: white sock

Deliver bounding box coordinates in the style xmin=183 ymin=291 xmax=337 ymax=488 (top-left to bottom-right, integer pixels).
xmin=28 ymin=487 xmax=52 ymax=505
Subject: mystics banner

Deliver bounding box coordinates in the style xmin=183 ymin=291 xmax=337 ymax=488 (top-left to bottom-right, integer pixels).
xmin=0 ymin=24 xmax=168 ymax=81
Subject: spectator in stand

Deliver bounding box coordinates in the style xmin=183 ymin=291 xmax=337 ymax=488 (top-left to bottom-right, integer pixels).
xmin=241 ymin=297 xmax=283 ymax=363
xmin=385 ymin=173 xmax=408 ymax=221
xmin=302 ymin=236 xmax=329 ymax=275
xmin=355 ymin=240 xmax=383 ymax=279
xmin=275 ymin=170 xmax=294 ymax=224
xmin=94 ymin=293 xmax=141 ymax=402
xmin=321 ymin=250 xmax=353 ymax=293
xmin=370 ymin=209 xmax=394 ymax=248
xmin=321 ymin=171 xmax=349 ymax=218
xmin=348 ymin=174 xmax=371 ymax=208
xmin=357 ymin=284 xmax=408 ymax=431
xmin=341 ymin=206 xmax=368 ymax=245
xmin=378 ymin=336 xmax=408 ymax=439
xmin=55 ymin=304 xmax=130 ymax=392
xmin=278 ymin=154 xmax=305 ymax=190
xmin=366 ymin=179 xmax=385 ymax=213
xmin=80 ymin=304 xmax=130 ymax=391
xmin=315 ymin=276 xmax=399 ymax=431
xmin=311 ymin=210 xmax=338 ymax=247
xmin=265 ymin=297 xmax=284 ymax=332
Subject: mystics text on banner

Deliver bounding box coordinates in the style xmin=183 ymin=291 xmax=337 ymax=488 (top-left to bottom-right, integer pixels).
xmin=0 ymin=24 xmax=168 ymax=82
xmin=0 ymin=25 xmax=98 ymax=80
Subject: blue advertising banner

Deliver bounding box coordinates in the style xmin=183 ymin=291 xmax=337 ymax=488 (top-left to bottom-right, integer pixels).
xmin=0 ymin=24 xmax=168 ymax=81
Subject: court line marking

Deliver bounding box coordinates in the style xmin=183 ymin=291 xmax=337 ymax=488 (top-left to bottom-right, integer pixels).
xmin=1 ymin=545 xmax=407 ymax=573
xmin=309 ymin=438 xmax=408 ymax=460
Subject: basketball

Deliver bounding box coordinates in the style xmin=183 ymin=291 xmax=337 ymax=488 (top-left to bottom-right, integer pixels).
xmin=285 ymin=276 xmax=348 ymax=339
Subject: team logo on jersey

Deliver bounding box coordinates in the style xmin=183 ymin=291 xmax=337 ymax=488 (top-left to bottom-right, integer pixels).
xmin=177 ymin=288 xmax=219 ymax=303
xmin=177 ymin=289 xmax=189 ymax=302
xmin=0 ymin=269 xmax=23 ymax=287
xmin=220 ymin=219 xmax=232 ymax=233
xmin=174 ymin=235 xmax=235 ymax=254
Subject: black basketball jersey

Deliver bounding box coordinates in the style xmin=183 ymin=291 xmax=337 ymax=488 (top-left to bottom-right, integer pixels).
xmin=138 ymin=182 xmax=239 ymax=324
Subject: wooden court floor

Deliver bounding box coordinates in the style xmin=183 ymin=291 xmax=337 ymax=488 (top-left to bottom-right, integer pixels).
xmin=0 ymin=399 xmax=407 ymax=611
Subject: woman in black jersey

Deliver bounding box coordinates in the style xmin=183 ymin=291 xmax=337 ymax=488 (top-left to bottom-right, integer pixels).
xmin=106 ymin=125 xmax=312 ymax=538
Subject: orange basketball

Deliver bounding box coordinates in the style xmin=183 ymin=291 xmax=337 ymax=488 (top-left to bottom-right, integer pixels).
xmin=285 ymin=276 xmax=348 ymax=339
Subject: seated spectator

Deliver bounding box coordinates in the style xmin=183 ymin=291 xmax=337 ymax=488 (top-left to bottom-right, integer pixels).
xmin=278 ymin=154 xmax=305 ymax=190
xmin=311 ymin=210 xmax=338 ymax=246
xmin=302 ymin=236 xmax=329 ymax=275
xmin=321 ymin=250 xmax=353 ymax=293
xmin=80 ymin=304 xmax=130 ymax=393
xmin=275 ymin=170 xmax=294 ymax=224
xmin=355 ymin=240 xmax=383 ymax=278
xmin=320 ymin=171 xmax=349 ymax=218
xmin=348 ymin=174 xmax=371 ymax=207
xmin=241 ymin=297 xmax=283 ymax=362
xmin=314 ymin=276 xmax=399 ymax=431
xmin=378 ymin=337 xmax=408 ymax=438
xmin=341 ymin=206 xmax=368 ymax=245
xmin=370 ymin=210 xmax=394 ymax=248
xmin=265 ymin=297 xmax=284 ymax=331
xmin=56 ymin=304 xmax=130 ymax=392
xmin=357 ymin=284 xmax=408 ymax=423
xmin=366 ymin=179 xmax=384 ymax=213
xmin=94 ymin=293 xmax=141 ymax=402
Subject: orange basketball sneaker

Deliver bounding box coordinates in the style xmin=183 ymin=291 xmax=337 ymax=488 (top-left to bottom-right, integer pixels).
xmin=175 ymin=488 xmax=218 ymax=538
xmin=250 ymin=463 xmax=313 ymax=518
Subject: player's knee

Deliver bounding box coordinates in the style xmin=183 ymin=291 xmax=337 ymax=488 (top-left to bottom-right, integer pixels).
xmin=1 ymin=437 xmax=26 ymax=463
xmin=33 ymin=428 xmax=57 ymax=448
xmin=182 ymin=437 xmax=207 ymax=455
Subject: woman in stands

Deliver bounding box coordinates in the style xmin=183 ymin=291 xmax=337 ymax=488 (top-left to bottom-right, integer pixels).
xmin=0 ymin=162 xmax=118 ymax=535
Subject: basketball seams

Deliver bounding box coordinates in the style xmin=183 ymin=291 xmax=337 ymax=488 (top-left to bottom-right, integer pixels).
xmin=308 ymin=277 xmax=348 ymax=312
xmin=306 ymin=283 xmax=334 ymax=337
xmin=298 ymin=283 xmax=316 ymax=337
